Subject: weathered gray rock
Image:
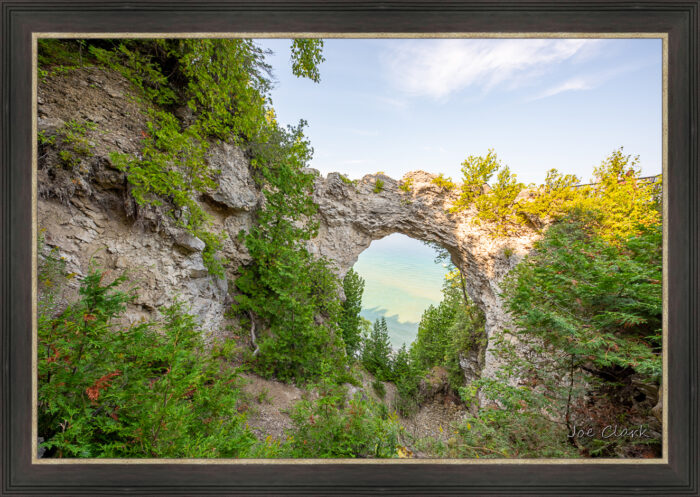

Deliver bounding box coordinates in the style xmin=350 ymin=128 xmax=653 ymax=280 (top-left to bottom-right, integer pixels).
xmin=182 ymin=254 xmax=209 ymax=279
xmin=206 ymin=142 xmax=259 ymax=211
xmin=172 ymin=231 xmax=206 ymax=253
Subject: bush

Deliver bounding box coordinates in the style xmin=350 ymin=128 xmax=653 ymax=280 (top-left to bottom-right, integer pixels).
xmin=286 ymin=383 xmax=400 ymax=458
xmin=372 ymin=379 xmax=386 ymax=398
xmin=38 ymin=266 xmax=257 ymax=458
xmin=431 ymin=173 xmax=456 ymax=191
xmin=483 ymin=208 xmax=663 ymax=457
xmin=373 ymin=179 xmax=385 ymax=193
xmin=448 ymin=411 xmax=580 ymax=459
xmin=399 ymin=177 xmax=413 ymax=192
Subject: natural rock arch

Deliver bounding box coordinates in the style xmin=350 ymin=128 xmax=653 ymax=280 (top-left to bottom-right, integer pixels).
xmin=309 ymin=170 xmax=542 ymax=382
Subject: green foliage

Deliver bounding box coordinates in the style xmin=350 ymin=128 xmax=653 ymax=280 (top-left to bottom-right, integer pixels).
xmin=391 ymin=344 xmax=423 ymax=416
xmin=373 ymin=178 xmax=385 ymax=193
xmin=575 ymin=148 xmax=662 ymax=244
xmin=449 ymin=148 xmax=660 ymax=241
xmin=233 ymin=122 xmax=346 ymax=384
xmin=372 ymin=379 xmax=386 ymax=398
xmin=399 ymin=177 xmax=413 ymax=193
xmin=339 ymin=174 xmax=355 ymax=185
xmin=431 ymin=173 xmax=456 ymax=191
xmin=448 ymin=410 xmax=580 ymax=459
xmin=286 ymin=382 xmax=399 ymax=458
xmin=411 ymin=271 xmax=486 ymax=390
xmin=340 ymin=269 xmax=365 ymax=358
xmin=290 ymin=39 xmax=325 ymax=83
xmin=519 ymin=168 xmax=581 ymax=225
xmin=107 ymin=107 xmax=226 ymax=276
xmin=474 ymin=166 xmax=525 ymax=235
xmin=40 ymin=119 xmax=97 ymax=170
xmin=454 ymin=149 xmax=501 ymax=208
xmin=38 ymin=266 xmax=259 ymax=458
xmin=361 ymin=318 xmax=394 ymax=381
xmin=413 ymin=301 xmax=459 ymax=368
xmin=502 ymin=209 xmax=662 ymax=382
xmin=37 ymin=39 xmax=87 ymax=80
xmin=477 ymin=208 xmax=663 ymax=457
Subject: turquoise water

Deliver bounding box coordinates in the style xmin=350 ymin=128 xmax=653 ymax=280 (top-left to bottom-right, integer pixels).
xmin=352 ymin=234 xmax=449 ymax=349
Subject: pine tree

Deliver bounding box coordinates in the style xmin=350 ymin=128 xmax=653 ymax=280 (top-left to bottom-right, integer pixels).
xmin=361 ymin=317 xmax=393 ymax=381
xmin=339 ymin=269 xmax=365 ymax=358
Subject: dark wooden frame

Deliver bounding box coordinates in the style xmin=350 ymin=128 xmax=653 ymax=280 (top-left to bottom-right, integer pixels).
xmin=1 ymin=1 xmax=698 ymax=495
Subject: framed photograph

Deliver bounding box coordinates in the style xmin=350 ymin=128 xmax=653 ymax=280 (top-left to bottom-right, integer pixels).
xmin=2 ymin=1 xmax=698 ymax=495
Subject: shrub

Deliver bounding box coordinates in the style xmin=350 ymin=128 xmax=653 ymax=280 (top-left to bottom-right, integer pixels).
xmin=286 ymin=383 xmax=399 ymax=458
xmin=373 ymin=179 xmax=385 ymax=193
xmin=372 ymin=379 xmax=386 ymax=398
xmin=431 ymin=173 xmax=456 ymax=191
xmin=448 ymin=410 xmax=580 ymax=459
xmin=399 ymin=177 xmax=413 ymax=192
xmin=485 ymin=208 xmax=663 ymax=457
xmin=37 ymin=266 xmax=257 ymax=458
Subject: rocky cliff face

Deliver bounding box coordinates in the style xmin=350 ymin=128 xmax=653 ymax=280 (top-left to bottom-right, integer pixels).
xmin=38 ymin=66 xmax=540 ymax=382
xmin=38 ymin=66 xmax=261 ymax=341
xmin=310 ymin=171 xmax=542 ymax=382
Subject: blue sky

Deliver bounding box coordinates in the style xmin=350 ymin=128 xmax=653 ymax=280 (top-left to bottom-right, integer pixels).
xmin=257 ymin=38 xmax=662 ymax=185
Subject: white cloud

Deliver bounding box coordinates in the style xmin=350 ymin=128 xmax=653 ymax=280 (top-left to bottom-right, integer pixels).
xmin=383 ymin=39 xmax=601 ymax=100
xmin=528 ymin=77 xmax=594 ymax=100
xmin=527 ymin=60 xmax=649 ymax=101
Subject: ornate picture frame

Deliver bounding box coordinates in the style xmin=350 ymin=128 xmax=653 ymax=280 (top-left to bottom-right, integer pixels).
xmin=2 ymin=1 xmax=697 ymax=495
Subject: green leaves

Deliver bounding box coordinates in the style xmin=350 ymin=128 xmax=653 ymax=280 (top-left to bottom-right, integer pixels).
xmin=449 ymin=147 xmax=660 ymax=241
xmin=340 ymin=269 xmax=365 ymax=358
xmin=501 ymin=211 xmax=662 ymax=381
xmin=38 ymin=267 xmax=257 ymax=458
xmin=290 ymin=39 xmax=325 ymax=83
xmin=287 ymin=383 xmax=399 ymax=458
xmin=234 ymin=118 xmax=346 ymax=384
xmin=411 ymin=271 xmax=486 ymax=389
xmin=455 ymin=148 xmax=501 ymax=207
xmin=361 ymin=318 xmax=393 ymax=381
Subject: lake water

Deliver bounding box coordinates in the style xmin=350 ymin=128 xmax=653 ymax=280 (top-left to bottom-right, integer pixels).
xmin=352 ymin=234 xmax=449 ymax=349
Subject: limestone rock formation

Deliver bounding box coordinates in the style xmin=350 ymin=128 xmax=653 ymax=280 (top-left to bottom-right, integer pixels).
xmin=310 ymin=170 xmax=541 ymax=382
xmin=38 ymin=66 xmax=540 ymax=383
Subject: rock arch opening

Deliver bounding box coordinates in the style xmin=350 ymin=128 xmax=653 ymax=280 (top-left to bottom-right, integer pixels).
xmin=310 ymin=170 xmax=542 ymax=381
xmin=352 ymin=233 xmax=450 ymax=349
